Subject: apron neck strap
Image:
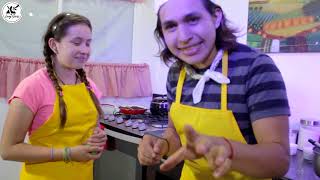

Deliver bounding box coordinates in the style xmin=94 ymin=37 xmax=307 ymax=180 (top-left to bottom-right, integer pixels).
xmin=175 ymin=51 xmax=229 ymax=110
xmin=221 ymin=51 xmax=228 ymax=111
xmin=176 ymin=66 xmax=186 ymax=103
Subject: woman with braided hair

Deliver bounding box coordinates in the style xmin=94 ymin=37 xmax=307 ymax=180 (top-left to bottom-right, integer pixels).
xmin=0 ymin=12 xmax=107 ymax=180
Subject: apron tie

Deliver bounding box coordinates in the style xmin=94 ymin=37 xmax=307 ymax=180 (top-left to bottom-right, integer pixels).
xmin=190 ymin=50 xmax=230 ymax=104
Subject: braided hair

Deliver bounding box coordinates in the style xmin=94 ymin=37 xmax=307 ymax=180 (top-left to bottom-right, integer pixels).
xmin=42 ymin=12 xmax=103 ymax=128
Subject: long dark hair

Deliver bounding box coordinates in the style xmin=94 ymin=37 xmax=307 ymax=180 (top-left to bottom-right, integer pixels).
xmin=154 ymin=0 xmax=238 ymax=66
xmin=42 ymin=12 xmax=103 ymax=128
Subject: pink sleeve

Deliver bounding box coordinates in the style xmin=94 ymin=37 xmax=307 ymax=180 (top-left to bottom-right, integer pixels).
xmin=88 ymin=78 xmax=103 ymax=100
xmin=8 ymin=77 xmax=42 ymax=114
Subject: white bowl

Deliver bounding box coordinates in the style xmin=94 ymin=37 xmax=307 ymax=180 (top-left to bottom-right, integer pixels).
xmin=290 ymin=143 xmax=298 ymax=155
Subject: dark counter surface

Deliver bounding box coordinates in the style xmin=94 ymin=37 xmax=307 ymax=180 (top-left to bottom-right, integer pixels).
xmin=100 ymin=119 xmax=319 ymax=180
xmin=284 ymin=150 xmax=319 ymax=180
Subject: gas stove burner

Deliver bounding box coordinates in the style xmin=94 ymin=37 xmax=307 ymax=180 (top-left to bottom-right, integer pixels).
xmin=151 ymin=121 xmax=168 ymax=128
xmin=119 ymin=112 xmax=168 ymax=121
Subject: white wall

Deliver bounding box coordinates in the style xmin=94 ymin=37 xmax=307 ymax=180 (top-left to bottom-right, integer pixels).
xmin=132 ymin=0 xmax=320 ymax=127
xmin=0 ymin=99 xmax=20 ymax=180
xmin=132 ymin=0 xmax=169 ymax=94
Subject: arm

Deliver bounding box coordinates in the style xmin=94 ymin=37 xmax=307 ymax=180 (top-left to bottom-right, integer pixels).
xmin=229 ymin=116 xmax=289 ymax=177
xmin=162 ymin=117 xmax=181 ymax=156
xmin=0 ymin=99 xmax=102 ymax=163
xmin=0 ymin=98 xmax=63 ymax=163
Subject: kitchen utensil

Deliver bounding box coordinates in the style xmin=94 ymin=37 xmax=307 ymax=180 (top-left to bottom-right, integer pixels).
xmin=308 ymin=139 xmax=320 ymax=149
xmin=290 ymin=143 xmax=298 ymax=156
xmin=101 ymin=104 xmax=117 ymax=114
xmin=119 ymin=105 xmax=147 ymax=115
xmin=297 ymin=118 xmax=320 ymax=150
xmin=303 ymin=146 xmax=314 ymax=161
xmin=150 ymin=96 xmax=168 ymax=116
xmin=314 ymin=147 xmax=320 ymax=177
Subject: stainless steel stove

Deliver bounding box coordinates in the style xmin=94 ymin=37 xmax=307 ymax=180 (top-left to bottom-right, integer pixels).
xmin=120 ymin=113 xmax=168 ymax=128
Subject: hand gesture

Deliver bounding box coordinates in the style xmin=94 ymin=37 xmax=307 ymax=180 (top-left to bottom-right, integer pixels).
xmin=86 ymin=127 xmax=107 ymax=148
xmin=137 ymin=134 xmax=169 ymax=166
xmin=70 ymin=145 xmax=104 ymax=162
xmin=160 ymin=125 xmax=232 ymax=178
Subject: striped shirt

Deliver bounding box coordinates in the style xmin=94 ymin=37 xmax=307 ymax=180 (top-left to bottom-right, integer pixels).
xmin=166 ymin=43 xmax=290 ymax=144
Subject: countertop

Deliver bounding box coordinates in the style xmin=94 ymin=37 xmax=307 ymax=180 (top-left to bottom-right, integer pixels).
xmin=100 ymin=119 xmax=165 ymax=144
xmin=100 ymin=119 xmax=320 ymax=180
xmin=284 ymin=150 xmax=319 ymax=180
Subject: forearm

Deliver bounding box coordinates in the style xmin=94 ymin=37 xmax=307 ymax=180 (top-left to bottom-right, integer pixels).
xmin=230 ymin=141 xmax=289 ymax=178
xmin=163 ymin=127 xmax=181 ymax=156
xmin=1 ymin=143 xmax=64 ymax=163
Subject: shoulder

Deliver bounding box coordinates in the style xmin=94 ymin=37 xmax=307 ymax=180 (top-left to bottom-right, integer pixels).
xmin=12 ymin=68 xmax=52 ymax=94
xmin=228 ymin=43 xmax=279 ymax=77
xmin=167 ymin=62 xmax=181 ymax=81
xmin=9 ymin=68 xmax=55 ymax=113
xmin=229 ymin=43 xmax=274 ymax=65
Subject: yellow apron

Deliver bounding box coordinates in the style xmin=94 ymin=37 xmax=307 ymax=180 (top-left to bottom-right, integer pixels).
xmin=20 ymin=83 xmax=98 ymax=180
xmin=170 ymin=52 xmax=270 ymax=180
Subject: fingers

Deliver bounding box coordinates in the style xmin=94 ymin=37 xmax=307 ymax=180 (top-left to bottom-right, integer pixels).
xmin=160 ymin=147 xmax=186 ymax=171
xmin=184 ymin=125 xmax=198 ymax=147
xmin=137 ymin=135 xmax=160 ymax=165
xmin=87 ymin=145 xmax=104 ymax=153
xmin=184 ymin=125 xmax=210 ymax=156
xmin=87 ymin=129 xmax=107 ymax=144
xmin=153 ymin=138 xmax=168 ymax=156
xmin=86 ymin=141 xmax=106 ymax=147
xmin=205 ymin=145 xmax=232 ymax=178
xmin=213 ymin=158 xmax=232 ymax=178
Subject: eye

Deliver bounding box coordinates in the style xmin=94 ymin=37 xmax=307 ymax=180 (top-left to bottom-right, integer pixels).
xmin=86 ymin=41 xmax=91 ymax=47
xmin=163 ymin=22 xmax=177 ymax=32
xmin=187 ymin=16 xmax=199 ymax=25
xmin=72 ymin=41 xmax=81 ymax=46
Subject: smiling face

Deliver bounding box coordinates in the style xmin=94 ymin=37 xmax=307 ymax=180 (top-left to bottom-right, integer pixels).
xmin=52 ymin=23 xmax=92 ymax=70
xmin=159 ymin=0 xmax=221 ymax=69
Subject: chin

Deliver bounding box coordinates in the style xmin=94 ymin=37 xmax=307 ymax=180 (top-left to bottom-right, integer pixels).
xmin=72 ymin=64 xmax=85 ymax=69
xmin=181 ymin=57 xmax=206 ymax=66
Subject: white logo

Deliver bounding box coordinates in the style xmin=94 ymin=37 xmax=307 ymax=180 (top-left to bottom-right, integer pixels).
xmin=2 ymin=2 xmax=22 ymax=23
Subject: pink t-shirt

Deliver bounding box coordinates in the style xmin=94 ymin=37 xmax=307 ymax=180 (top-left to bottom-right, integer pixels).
xmin=9 ymin=68 xmax=102 ymax=135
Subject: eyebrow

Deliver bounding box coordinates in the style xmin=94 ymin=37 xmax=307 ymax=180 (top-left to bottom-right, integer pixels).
xmin=162 ymin=12 xmax=201 ymax=27
xmin=71 ymin=37 xmax=92 ymax=41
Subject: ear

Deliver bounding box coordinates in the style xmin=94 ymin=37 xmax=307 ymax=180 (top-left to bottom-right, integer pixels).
xmin=48 ymin=38 xmax=58 ymax=54
xmin=214 ymin=9 xmax=222 ymax=29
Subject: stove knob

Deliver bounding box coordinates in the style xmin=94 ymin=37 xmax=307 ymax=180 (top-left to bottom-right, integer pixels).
xmin=132 ymin=121 xmax=139 ymax=129
xmin=138 ymin=123 xmax=146 ymax=131
xmin=108 ymin=115 xmax=115 ymax=121
xmin=116 ymin=116 xmax=124 ymax=124
xmin=125 ymin=120 xmax=133 ymax=127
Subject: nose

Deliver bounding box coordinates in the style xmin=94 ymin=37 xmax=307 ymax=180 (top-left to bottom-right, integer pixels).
xmin=79 ymin=44 xmax=90 ymax=55
xmin=177 ymin=25 xmax=192 ymax=44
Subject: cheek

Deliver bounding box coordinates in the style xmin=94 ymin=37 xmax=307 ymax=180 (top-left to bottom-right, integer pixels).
xmin=163 ymin=34 xmax=176 ymax=49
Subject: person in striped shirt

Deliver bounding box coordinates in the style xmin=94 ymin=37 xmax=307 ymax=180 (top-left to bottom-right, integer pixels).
xmin=138 ymin=0 xmax=290 ymax=179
